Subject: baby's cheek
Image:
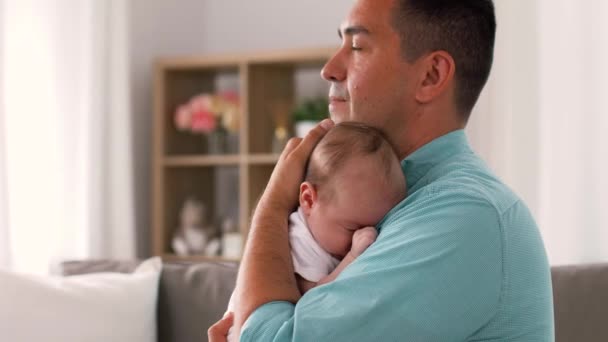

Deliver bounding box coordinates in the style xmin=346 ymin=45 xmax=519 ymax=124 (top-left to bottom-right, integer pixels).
xmin=334 ymin=230 xmax=354 ymax=257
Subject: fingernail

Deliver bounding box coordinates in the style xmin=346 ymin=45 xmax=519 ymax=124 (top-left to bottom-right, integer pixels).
xmin=320 ymin=119 xmax=334 ymax=130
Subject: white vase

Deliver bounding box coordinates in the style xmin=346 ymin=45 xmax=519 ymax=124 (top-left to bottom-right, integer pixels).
xmin=294 ymin=121 xmax=319 ymax=138
xmin=222 ymin=232 xmax=243 ymax=259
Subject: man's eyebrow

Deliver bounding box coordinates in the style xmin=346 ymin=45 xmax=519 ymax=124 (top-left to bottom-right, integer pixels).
xmin=338 ymin=25 xmax=370 ymax=39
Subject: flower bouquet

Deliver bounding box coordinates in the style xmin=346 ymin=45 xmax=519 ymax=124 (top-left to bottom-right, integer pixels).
xmin=174 ymin=91 xmax=240 ymax=154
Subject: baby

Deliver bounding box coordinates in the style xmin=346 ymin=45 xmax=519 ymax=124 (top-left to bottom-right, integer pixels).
xmin=289 ymin=121 xmax=407 ymax=292
xmin=226 ymin=122 xmax=406 ymax=340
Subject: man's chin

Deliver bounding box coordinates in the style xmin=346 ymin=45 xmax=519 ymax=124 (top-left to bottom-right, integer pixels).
xmin=329 ymin=101 xmax=350 ymax=123
xmin=329 ymin=112 xmax=349 ymax=124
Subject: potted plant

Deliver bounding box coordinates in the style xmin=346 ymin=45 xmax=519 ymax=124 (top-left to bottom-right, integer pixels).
xmin=292 ymin=97 xmax=329 ymax=137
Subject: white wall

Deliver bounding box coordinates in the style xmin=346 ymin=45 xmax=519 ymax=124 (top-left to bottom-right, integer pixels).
xmin=468 ymin=0 xmax=541 ymax=215
xmin=0 ymin=0 xmax=11 ymax=268
xmin=129 ymin=0 xmax=352 ymax=256
xmin=470 ymin=0 xmax=608 ymax=265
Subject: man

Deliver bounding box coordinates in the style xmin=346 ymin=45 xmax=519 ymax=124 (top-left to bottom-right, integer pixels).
xmin=210 ymin=0 xmax=554 ymax=340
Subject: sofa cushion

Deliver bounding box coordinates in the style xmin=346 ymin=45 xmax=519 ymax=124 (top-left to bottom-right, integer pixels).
xmin=552 ymin=263 xmax=608 ymax=342
xmin=2 ymin=257 xmax=161 ymax=342
xmin=60 ymin=259 xmax=143 ymax=275
xmin=60 ymin=260 xmax=238 ymax=342
xmin=158 ymin=262 xmax=237 ymax=342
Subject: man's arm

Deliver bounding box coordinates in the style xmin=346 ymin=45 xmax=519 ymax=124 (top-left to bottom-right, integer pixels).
xmin=239 ymin=189 xmax=504 ymax=341
xmin=231 ymin=119 xmax=335 ymax=337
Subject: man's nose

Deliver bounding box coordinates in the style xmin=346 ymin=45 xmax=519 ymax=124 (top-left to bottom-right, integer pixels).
xmin=321 ymin=50 xmax=346 ymax=82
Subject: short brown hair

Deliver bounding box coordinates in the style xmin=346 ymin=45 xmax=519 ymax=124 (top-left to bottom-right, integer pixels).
xmin=392 ymin=0 xmax=496 ymax=118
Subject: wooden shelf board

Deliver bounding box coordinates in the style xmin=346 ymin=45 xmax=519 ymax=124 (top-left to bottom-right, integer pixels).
xmin=247 ymin=154 xmax=280 ymax=165
xmin=157 ymin=46 xmax=337 ymax=70
xmin=164 ymin=155 xmax=242 ymax=167
xmin=157 ymin=56 xmax=243 ymax=71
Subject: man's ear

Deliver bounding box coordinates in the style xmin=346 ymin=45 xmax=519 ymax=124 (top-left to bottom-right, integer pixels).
xmin=415 ymin=50 xmax=455 ymax=104
xmin=299 ymin=181 xmax=317 ymax=216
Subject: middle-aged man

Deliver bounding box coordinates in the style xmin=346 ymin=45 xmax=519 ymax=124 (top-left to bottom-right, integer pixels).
xmin=210 ymin=0 xmax=554 ymax=340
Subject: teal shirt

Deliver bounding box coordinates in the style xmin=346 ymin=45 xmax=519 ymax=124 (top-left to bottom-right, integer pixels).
xmin=241 ymin=130 xmax=555 ymax=341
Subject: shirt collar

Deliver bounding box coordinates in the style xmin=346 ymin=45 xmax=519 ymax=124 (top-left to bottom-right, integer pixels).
xmin=401 ymin=129 xmax=472 ymax=190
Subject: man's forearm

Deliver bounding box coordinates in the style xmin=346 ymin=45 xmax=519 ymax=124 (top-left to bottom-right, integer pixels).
xmin=233 ymin=201 xmax=302 ymax=335
xmin=229 ymin=120 xmax=334 ymax=339
xmin=316 ymin=252 xmax=356 ymax=286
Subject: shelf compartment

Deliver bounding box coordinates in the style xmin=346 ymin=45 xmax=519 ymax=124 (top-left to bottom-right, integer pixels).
xmin=157 ymin=166 xmax=240 ymax=258
xmin=246 ymin=60 xmax=329 ymax=154
xmin=246 ymin=154 xmax=280 ymax=165
xmin=159 ymin=66 xmax=241 ymax=156
xmin=244 ymin=165 xmax=275 ymax=237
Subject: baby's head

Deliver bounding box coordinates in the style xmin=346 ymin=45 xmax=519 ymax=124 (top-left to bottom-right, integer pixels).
xmin=299 ymin=122 xmax=407 ymax=258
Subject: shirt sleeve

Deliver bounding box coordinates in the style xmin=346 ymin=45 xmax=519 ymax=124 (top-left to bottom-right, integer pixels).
xmin=240 ymin=187 xmax=503 ymax=342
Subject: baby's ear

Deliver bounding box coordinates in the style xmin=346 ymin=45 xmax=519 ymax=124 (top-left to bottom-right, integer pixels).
xmin=299 ymin=181 xmax=317 ymax=215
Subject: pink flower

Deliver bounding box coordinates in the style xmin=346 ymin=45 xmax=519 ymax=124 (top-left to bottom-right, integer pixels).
xmin=191 ymin=109 xmax=216 ymax=133
xmin=174 ymin=105 xmax=191 ymax=131
xmin=190 ymin=94 xmax=213 ymax=112
xmin=219 ymin=91 xmax=239 ymax=105
xmin=174 ymin=92 xmax=240 ymax=134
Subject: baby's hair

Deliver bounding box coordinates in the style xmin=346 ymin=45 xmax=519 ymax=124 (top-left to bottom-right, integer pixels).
xmin=305 ymin=122 xmax=403 ymax=197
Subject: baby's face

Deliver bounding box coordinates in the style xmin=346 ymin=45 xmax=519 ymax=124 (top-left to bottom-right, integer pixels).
xmin=305 ymin=155 xmax=405 ymax=258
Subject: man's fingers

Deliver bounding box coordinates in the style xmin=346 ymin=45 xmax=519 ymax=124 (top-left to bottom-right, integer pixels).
xmin=357 ymin=227 xmax=378 ymax=239
xmin=279 ymin=137 xmax=303 ymax=162
xmin=359 ymin=226 xmax=378 ymax=235
xmin=293 ymin=119 xmax=334 ymax=159
xmin=260 ymin=119 xmax=334 ymax=214
xmin=208 ymin=312 xmax=234 ymax=342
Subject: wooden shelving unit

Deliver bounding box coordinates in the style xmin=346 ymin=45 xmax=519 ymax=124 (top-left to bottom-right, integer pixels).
xmin=152 ymin=47 xmax=335 ymax=262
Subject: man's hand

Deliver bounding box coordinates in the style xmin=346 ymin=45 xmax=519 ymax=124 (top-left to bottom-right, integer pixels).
xmin=208 ymin=312 xmax=233 ymax=342
xmin=230 ymin=119 xmax=334 ymax=338
xmin=255 ymin=119 xmax=335 ymax=216
xmin=350 ymin=227 xmax=378 ymax=257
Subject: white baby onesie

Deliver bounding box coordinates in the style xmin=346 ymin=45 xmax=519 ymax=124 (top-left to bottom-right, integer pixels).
xmin=288 ymin=207 xmax=340 ymax=282
xmin=225 ymin=207 xmax=340 ymax=341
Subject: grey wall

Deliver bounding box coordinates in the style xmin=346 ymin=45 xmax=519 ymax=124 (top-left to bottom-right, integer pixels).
xmin=129 ymin=1 xmax=352 ymax=256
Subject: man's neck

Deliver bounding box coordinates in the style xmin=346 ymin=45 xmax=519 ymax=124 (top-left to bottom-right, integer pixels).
xmin=396 ymin=123 xmax=465 ymax=161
